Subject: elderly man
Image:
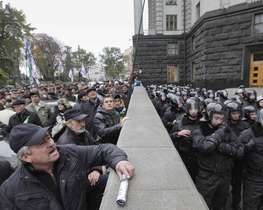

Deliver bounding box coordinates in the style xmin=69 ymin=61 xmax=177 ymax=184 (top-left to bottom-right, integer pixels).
xmin=57 ymin=108 xmax=105 ymax=210
xmin=74 ymin=87 xmax=101 ymax=137
xmin=7 ymin=99 xmax=42 ymax=133
xmin=0 ymin=124 xmax=134 ymax=210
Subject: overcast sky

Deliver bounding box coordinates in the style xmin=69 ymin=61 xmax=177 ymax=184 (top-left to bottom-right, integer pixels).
xmin=2 ymin=0 xmax=136 ymax=57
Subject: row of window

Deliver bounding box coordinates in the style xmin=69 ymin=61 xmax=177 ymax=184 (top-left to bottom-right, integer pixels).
xmin=166 ymin=0 xmax=177 ymax=6
xmin=169 ymin=14 xmax=263 ymax=53
xmin=255 ymin=13 xmax=263 ymax=33
xmin=165 ymin=13 xmax=263 ymax=32
xmin=166 ymin=52 xmax=263 ymax=83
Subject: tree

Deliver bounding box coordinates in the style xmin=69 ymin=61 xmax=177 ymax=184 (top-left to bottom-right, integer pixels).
xmin=0 ymin=1 xmax=33 ymax=85
xmin=70 ymin=46 xmax=96 ymax=81
xmin=31 ymin=33 xmax=63 ymax=81
xmin=100 ymin=47 xmax=124 ymax=79
xmin=72 ymin=46 xmax=96 ymax=69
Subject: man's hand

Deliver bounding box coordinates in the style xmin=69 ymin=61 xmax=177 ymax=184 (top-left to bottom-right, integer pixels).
xmin=120 ymin=117 xmax=129 ymax=127
xmin=177 ymin=129 xmax=191 ymax=137
xmin=88 ymin=170 xmax=101 ymax=186
xmin=115 ymin=160 xmax=135 ymax=179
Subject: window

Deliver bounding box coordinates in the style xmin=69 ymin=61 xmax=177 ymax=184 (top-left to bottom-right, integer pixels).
xmin=254 ymin=13 xmax=263 ymax=34
xmin=167 ymin=65 xmax=178 ymax=82
xmin=254 ymin=52 xmax=263 ymax=61
xmin=166 ymin=15 xmax=177 ymax=31
xmin=167 ymin=43 xmax=179 ymax=56
xmin=166 ymin=0 xmax=177 ymax=5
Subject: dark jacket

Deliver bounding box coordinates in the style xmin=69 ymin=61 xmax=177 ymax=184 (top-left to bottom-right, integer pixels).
xmin=0 ymin=144 xmax=127 ymax=210
xmin=170 ymin=115 xmax=200 ymax=155
xmin=156 ymin=100 xmax=170 ymax=117
xmin=227 ymin=119 xmax=249 ymax=138
xmin=74 ymin=99 xmax=100 ymax=136
xmin=48 ymin=107 xmax=68 ymax=128
xmin=162 ymin=107 xmax=185 ymax=132
xmin=192 ymin=122 xmax=244 ymax=174
xmin=7 ymin=109 xmax=42 ymax=133
xmin=239 ymin=123 xmax=263 ymax=177
xmin=93 ymin=107 xmax=121 ymax=144
xmin=74 ymin=99 xmax=100 ymax=117
xmin=57 ymin=128 xmax=97 ymax=146
xmin=0 ymin=159 xmax=13 ymax=185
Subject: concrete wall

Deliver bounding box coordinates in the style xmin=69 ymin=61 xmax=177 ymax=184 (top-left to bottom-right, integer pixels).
xmin=99 ymin=86 xmax=208 ymax=210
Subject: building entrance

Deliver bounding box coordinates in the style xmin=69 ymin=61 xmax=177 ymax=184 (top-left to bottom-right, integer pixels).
xmin=249 ymin=52 xmax=263 ymax=87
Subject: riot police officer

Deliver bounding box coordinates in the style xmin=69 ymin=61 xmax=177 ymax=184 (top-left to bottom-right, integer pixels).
xmin=170 ymin=97 xmax=201 ymax=181
xmin=192 ymin=102 xmax=243 ymax=210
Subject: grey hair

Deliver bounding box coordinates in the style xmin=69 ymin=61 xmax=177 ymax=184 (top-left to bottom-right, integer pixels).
xmin=17 ymin=146 xmax=30 ymax=161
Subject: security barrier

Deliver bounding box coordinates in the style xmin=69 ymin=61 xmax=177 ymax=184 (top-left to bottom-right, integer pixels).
xmin=100 ymin=86 xmax=208 ymax=210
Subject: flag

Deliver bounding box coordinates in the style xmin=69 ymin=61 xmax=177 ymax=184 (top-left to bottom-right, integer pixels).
xmin=57 ymin=60 xmax=64 ymax=74
xmin=68 ymin=69 xmax=74 ymax=82
xmin=24 ymin=39 xmax=40 ymax=85
xmin=80 ymin=64 xmax=88 ymax=79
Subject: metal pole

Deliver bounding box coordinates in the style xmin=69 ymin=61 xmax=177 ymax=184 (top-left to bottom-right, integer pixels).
xmin=183 ymin=0 xmax=187 ymax=86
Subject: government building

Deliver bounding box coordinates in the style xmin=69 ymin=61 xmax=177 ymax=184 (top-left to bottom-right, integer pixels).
xmin=133 ymin=0 xmax=263 ymax=88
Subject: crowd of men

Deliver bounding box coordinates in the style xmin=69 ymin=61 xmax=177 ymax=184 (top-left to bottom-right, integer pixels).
xmin=0 ymin=80 xmax=135 ymax=210
xmin=147 ymin=84 xmax=263 ymax=210
xmin=1 ymin=79 xmax=263 ymax=210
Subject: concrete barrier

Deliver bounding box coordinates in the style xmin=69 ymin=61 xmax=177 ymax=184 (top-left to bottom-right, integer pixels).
xmin=99 ymin=86 xmax=208 ymax=210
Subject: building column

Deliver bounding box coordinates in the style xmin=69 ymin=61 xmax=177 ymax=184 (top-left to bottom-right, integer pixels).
xmin=134 ymin=0 xmax=144 ymax=34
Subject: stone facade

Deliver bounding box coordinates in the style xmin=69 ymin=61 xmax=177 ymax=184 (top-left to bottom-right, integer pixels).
xmin=133 ymin=1 xmax=263 ymax=88
xmin=133 ymin=34 xmax=185 ymax=85
xmin=188 ymin=1 xmax=263 ymax=88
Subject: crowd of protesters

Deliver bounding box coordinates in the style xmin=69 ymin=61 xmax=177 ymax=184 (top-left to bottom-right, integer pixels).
xmin=0 ymin=80 xmax=134 ymax=210
xmin=147 ymin=84 xmax=263 ymax=210
xmin=2 ymin=78 xmax=263 ymax=210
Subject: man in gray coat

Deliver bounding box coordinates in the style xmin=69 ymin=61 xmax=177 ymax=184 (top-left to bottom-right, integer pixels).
xmin=26 ymin=91 xmax=51 ymax=126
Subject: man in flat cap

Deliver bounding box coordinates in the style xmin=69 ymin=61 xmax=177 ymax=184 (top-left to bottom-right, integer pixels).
xmin=74 ymin=87 xmax=101 ymax=137
xmin=57 ymin=108 xmax=95 ymax=146
xmin=0 ymin=124 xmax=134 ymax=210
xmin=7 ymin=99 xmax=42 ymax=133
xmin=57 ymin=108 xmax=106 ymax=210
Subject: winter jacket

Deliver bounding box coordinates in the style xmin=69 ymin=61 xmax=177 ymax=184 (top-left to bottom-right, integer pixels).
xmin=192 ymin=122 xmax=244 ymax=174
xmin=26 ymin=102 xmax=51 ymax=127
xmin=7 ymin=109 xmax=42 ymax=133
xmin=57 ymin=128 xmax=97 ymax=146
xmin=170 ymin=115 xmax=200 ymax=155
xmin=93 ymin=107 xmax=121 ymax=144
xmin=0 ymin=144 xmax=127 ymax=210
xmin=239 ymin=123 xmax=263 ymax=177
